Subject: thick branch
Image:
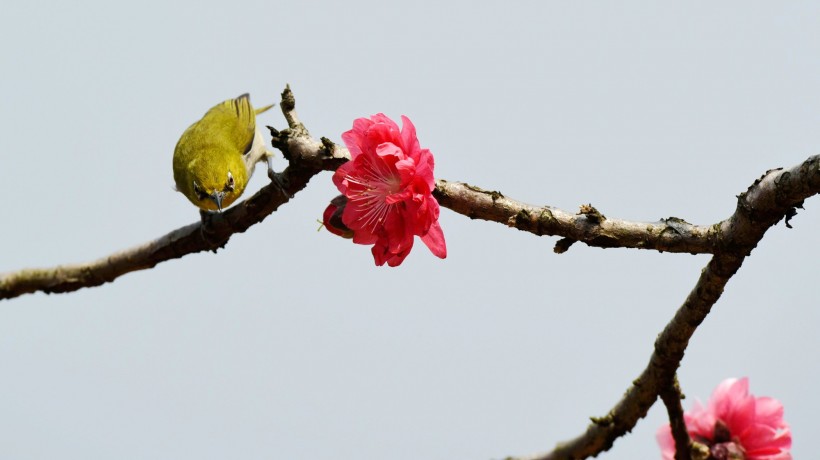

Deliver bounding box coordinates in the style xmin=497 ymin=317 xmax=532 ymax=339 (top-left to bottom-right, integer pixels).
xmin=508 ymin=155 xmax=819 ymax=460
xmin=434 ymin=181 xmax=717 ymax=254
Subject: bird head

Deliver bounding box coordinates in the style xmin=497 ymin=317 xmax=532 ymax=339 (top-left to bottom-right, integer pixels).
xmin=180 ymin=153 xmax=248 ymax=212
xmin=192 ymin=171 xmax=234 ymax=211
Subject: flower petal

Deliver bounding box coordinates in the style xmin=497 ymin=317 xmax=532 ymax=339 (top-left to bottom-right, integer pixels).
xmin=421 ymin=221 xmax=447 ymax=259
xmin=342 ymin=117 xmax=376 ymax=158
xmin=754 ymin=397 xmax=787 ymax=429
xmin=655 ymin=424 xmax=677 ymax=460
xmin=415 ymin=148 xmax=436 ymax=191
xmin=400 ymin=115 xmax=420 ymax=157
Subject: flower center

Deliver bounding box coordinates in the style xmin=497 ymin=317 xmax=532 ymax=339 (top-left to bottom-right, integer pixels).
xmin=710 ymin=442 xmax=745 ymax=460
xmin=708 ymin=420 xmax=745 ymax=460
xmin=345 ymin=159 xmax=403 ymax=232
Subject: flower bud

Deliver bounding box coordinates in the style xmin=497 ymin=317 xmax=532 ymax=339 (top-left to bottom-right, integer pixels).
xmin=322 ymin=195 xmax=354 ymax=239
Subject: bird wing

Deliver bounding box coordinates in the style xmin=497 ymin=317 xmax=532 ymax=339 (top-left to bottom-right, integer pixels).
xmin=206 ymin=93 xmax=257 ymax=156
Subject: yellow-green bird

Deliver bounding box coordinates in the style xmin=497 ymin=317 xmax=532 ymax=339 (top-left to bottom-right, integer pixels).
xmin=173 ymin=94 xmax=274 ymax=211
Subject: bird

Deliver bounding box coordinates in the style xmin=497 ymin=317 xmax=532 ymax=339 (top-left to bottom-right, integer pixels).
xmin=173 ymin=94 xmax=275 ymax=211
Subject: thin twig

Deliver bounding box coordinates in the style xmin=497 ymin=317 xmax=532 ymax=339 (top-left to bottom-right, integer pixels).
xmin=659 ymin=376 xmax=691 ymax=460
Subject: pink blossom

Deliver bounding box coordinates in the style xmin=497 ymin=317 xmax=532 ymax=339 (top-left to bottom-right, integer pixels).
xmin=657 ymin=378 xmax=791 ymax=460
xmin=331 ymin=114 xmax=446 ymax=266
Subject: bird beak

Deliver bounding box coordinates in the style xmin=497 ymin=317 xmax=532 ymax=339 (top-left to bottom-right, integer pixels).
xmin=209 ymin=190 xmax=226 ymax=212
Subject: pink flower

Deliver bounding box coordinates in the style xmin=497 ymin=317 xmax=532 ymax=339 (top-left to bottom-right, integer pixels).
xmin=657 ymin=378 xmax=791 ymax=460
xmin=331 ymin=114 xmax=446 ymax=266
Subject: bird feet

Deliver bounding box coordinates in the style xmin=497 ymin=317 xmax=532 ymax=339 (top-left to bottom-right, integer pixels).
xmin=199 ymin=209 xmax=226 ymax=252
xmin=267 ymin=155 xmax=292 ymax=199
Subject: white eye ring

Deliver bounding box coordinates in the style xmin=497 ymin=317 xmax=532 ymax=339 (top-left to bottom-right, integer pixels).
xmin=193 ymin=181 xmax=207 ymax=201
xmin=225 ymin=171 xmax=235 ymax=192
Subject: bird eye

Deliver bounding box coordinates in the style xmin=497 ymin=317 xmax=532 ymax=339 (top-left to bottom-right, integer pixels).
xmin=224 ymin=171 xmax=235 ymax=192
xmin=193 ymin=181 xmax=208 ymax=201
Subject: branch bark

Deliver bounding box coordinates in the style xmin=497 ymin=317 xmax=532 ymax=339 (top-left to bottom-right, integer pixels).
xmin=0 ymin=87 xmax=817 ymax=460
xmin=0 ymin=86 xmax=347 ymax=300
xmin=433 ymin=181 xmax=717 ymax=254
xmin=659 ymin=376 xmax=692 ymax=460
xmin=507 ymin=155 xmax=819 ymax=460
xmin=9 ymin=89 xmax=803 ymax=299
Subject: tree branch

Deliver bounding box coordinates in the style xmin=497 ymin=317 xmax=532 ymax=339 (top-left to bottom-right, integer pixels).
xmin=0 ymin=86 xmax=347 ymax=300
xmin=507 ymin=154 xmax=819 ymax=460
xmin=659 ymin=376 xmax=691 ymax=460
xmin=434 ymin=181 xmax=717 ymax=254
xmin=7 ymin=88 xmax=792 ymax=300
xmin=1 ymin=86 xmax=817 ymax=460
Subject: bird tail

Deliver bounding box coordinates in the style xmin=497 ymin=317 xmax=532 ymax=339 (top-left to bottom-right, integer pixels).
xmin=255 ymin=102 xmax=275 ymax=115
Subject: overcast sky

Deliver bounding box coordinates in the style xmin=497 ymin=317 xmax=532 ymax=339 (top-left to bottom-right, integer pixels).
xmin=0 ymin=2 xmax=817 ymax=459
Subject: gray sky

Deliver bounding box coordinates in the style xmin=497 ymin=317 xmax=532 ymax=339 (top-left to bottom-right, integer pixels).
xmin=1 ymin=2 xmax=817 ymax=459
